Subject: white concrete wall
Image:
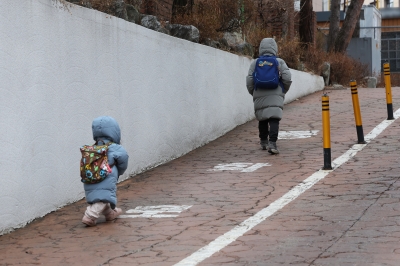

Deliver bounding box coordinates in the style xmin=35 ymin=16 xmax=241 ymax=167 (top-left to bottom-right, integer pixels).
xmin=0 ymin=0 xmax=324 ymax=235
xmin=285 ymin=69 xmax=324 ymax=103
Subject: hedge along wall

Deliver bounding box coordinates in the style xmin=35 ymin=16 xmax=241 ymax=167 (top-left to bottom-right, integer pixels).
xmin=0 ymin=0 xmax=324 ymax=234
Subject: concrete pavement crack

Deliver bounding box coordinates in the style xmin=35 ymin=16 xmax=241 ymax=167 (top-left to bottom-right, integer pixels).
xmin=308 ymin=176 xmax=400 ymax=265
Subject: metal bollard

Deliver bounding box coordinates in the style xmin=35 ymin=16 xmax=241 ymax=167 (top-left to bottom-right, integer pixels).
xmin=322 ymin=94 xmax=332 ymax=170
xmin=383 ymin=62 xmax=394 ymax=120
xmin=350 ymin=80 xmax=366 ymax=144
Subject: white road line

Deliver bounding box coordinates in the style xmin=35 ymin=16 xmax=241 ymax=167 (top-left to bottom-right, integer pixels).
xmin=174 ymin=109 xmax=400 ymax=266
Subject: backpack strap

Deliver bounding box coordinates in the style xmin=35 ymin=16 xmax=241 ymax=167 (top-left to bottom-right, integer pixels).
xmin=95 ymin=139 xmax=115 ymax=166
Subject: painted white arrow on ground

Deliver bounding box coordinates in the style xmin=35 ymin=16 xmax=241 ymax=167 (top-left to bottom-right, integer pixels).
xmin=208 ymin=163 xmax=271 ymax=172
xmin=119 ymin=205 xmax=192 ymax=219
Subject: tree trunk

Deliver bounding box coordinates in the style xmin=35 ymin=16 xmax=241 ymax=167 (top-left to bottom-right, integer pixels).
xmin=299 ymin=0 xmax=314 ymax=48
xmin=327 ymin=0 xmax=341 ymax=52
xmin=334 ymin=0 xmax=364 ymax=53
xmin=352 ymin=11 xmax=361 ymax=38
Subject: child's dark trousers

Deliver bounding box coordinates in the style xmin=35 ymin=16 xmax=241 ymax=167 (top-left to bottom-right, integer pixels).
xmin=258 ymin=118 xmax=280 ymax=142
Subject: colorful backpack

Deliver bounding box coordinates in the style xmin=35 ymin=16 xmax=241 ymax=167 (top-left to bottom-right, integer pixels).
xmin=80 ymin=142 xmax=113 ymax=184
xmin=253 ymin=55 xmax=282 ymax=90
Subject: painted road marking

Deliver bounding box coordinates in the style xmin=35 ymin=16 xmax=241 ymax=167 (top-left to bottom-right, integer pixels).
xmin=119 ymin=205 xmax=192 ymax=218
xmin=279 ymin=130 xmax=319 ymax=139
xmin=207 ymin=163 xmax=271 ymax=172
xmin=174 ymin=109 xmax=400 ymax=266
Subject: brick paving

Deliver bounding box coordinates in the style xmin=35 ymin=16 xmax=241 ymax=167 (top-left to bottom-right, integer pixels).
xmin=1 ymin=87 xmax=400 ymax=265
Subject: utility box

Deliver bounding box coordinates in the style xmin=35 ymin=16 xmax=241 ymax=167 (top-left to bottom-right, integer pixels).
xmin=346 ymin=5 xmax=381 ymax=77
xmin=347 ymin=37 xmax=381 ymax=76
xmin=359 ymin=5 xmax=381 ymax=43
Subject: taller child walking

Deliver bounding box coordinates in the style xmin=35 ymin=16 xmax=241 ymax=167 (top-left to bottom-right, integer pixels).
xmin=246 ymin=38 xmax=292 ymax=154
xmin=82 ymin=116 xmax=129 ymax=226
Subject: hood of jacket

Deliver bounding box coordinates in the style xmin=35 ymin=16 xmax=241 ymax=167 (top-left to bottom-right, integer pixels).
xmin=92 ymin=116 xmax=121 ymax=144
xmin=259 ymin=38 xmax=278 ymax=56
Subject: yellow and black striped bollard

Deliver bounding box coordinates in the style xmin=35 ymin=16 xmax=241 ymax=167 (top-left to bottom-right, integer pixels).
xmin=350 ymin=80 xmax=366 ymax=144
xmin=322 ymin=94 xmax=332 ymax=170
xmin=383 ymin=62 xmax=394 ymax=120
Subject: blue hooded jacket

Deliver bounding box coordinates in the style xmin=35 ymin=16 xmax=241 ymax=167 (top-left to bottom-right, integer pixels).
xmin=83 ymin=116 xmax=129 ymax=209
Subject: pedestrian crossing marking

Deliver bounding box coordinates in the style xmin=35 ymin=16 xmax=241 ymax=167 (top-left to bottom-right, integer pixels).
xmin=208 ymin=163 xmax=271 ymax=172
xmin=119 ymin=205 xmax=192 ymax=219
xmin=279 ymin=130 xmax=319 ymax=139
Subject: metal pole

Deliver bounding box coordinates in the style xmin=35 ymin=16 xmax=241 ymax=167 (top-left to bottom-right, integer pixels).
xmin=350 ymin=80 xmax=366 ymax=144
xmin=383 ymin=62 xmax=394 ymax=120
xmin=322 ymin=94 xmax=332 ymax=170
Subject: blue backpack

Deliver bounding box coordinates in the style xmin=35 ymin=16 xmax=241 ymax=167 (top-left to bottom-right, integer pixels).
xmin=253 ymin=55 xmax=282 ymax=90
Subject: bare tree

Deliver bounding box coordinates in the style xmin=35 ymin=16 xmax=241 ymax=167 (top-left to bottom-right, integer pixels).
xmin=327 ymin=0 xmax=341 ymax=52
xmin=299 ymin=0 xmax=314 ymax=48
xmin=333 ymin=0 xmax=364 ymax=53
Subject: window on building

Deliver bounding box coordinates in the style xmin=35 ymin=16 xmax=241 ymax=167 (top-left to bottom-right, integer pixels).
xmin=385 ymin=0 xmax=394 ymax=7
xmin=323 ymin=0 xmax=328 ymax=11
xmin=381 ymin=32 xmax=400 ymax=72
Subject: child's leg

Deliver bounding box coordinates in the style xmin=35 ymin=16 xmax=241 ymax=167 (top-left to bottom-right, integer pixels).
xmin=258 ymin=120 xmax=269 ymax=149
xmin=268 ymin=118 xmax=280 ymax=142
xmin=268 ymin=119 xmax=280 ymax=154
xmin=82 ymin=202 xmax=107 ymax=226
xmin=102 ymin=203 xmax=123 ymax=221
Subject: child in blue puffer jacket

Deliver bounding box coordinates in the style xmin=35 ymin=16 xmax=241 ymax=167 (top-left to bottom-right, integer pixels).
xmin=82 ymin=116 xmax=129 ymax=227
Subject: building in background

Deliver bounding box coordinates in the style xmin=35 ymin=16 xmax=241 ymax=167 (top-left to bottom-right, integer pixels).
xmin=380 ymin=7 xmax=400 ymax=72
xmin=367 ymin=0 xmax=400 ymax=8
xmin=315 ymin=0 xmax=400 ymax=73
xmin=315 ymin=0 xmax=399 ymax=11
xmin=347 ymin=5 xmax=382 ymax=76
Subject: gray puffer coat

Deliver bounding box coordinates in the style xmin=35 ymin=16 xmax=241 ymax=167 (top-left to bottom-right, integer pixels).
xmin=84 ymin=116 xmax=129 ymax=209
xmin=246 ymin=38 xmax=292 ymax=121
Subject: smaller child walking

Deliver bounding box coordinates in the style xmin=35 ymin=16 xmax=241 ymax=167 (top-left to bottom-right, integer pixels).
xmin=81 ymin=116 xmax=129 ymax=226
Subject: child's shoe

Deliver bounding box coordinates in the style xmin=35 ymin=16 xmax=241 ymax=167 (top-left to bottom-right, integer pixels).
xmin=260 ymin=140 xmax=269 ymax=150
xmin=104 ymin=207 xmax=123 ymax=221
xmin=268 ymin=141 xmax=279 ymax=154
xmin=82 ymin=215 xmax=97 ymax=227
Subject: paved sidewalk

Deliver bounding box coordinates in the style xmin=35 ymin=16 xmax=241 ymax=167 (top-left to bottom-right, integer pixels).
xmin=1 ymin=87 xmax=400 ymax=266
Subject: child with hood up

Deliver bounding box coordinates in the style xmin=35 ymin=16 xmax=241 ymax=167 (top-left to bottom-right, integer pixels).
xmin=82 ymin=116 xmax=129 ymax=226
xmin=246 ymin=38 xmax=292 ymax=154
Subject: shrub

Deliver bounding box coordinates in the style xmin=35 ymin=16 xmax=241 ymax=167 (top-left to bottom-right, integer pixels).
xmin=276 ymin=37 xmax=302 ymax=70
xmin=276 ymin=37 xmax=369 ymax=86
xmin=172 ymin=0 xmax=224 ymax=42
xmin=325 ymin=52 xmax=369 ymax=86
xmin=242 ymin=22 xmax=272 ymax=57
xmin=377 ymin=73 xmax=400 ymax=87
xmin=172 ymin=0 xmax=263 ymax=45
